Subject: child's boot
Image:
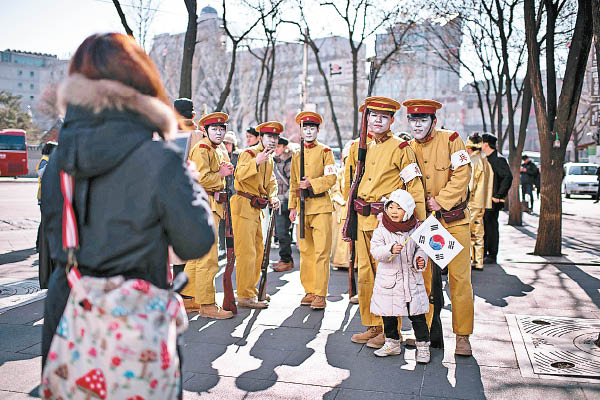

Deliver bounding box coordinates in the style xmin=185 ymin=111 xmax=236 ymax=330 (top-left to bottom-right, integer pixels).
xmin=416 ymin=341 xmax=431 ymax=364
xmin=374 ymin=338 xmax=402 ymax=357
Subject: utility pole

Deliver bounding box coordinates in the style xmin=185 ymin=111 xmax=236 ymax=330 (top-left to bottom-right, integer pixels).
xmin=301 ymin=28 xmax=308 ymax=110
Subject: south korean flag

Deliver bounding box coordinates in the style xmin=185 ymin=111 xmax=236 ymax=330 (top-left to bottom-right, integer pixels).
xmin=411 ymin=215 xmax=463 ymax=268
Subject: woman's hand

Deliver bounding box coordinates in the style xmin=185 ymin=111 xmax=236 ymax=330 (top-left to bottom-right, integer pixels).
xmin=415 ymin=256 xmax=426 ymax=270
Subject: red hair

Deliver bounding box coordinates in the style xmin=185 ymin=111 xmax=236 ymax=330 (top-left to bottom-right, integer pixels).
xmin=69 ymin=33 xmax=168 ymax=105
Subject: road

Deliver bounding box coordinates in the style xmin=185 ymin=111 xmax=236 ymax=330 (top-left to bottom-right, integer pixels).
xmin=0 ymin=180 xmax=598 ymax=399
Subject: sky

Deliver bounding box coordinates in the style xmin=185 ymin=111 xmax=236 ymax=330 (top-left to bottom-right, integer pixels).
xmin=0 ymin=0 xmax=192 ymax=58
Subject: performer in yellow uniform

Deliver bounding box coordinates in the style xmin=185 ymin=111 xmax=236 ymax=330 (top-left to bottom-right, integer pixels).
xmin=465 ymin=133 xmax=493 ymax=270
xmin=182 ymin=112 xmax=234 ymax=319
xmin=405 ymin=99 xmax=474 ymax=356
xmin=288 ymin=112 xmax=337 ymax=309
xmin=231 ymin=121 xmax=281 ymax=309
xmin=343 ymin=134 xmax=373 ymax=201
xmin=348 ymin=97 xmax=427 ymax=349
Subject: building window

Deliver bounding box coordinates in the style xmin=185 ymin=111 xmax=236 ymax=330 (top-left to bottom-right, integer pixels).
xmin=30 ymin=71 xmax=34 ymax=77
xmin=18 ymin=70 xmax=23 ymax=76
xmin=17 ymin=82 xmax=22 ymax=88
xmin=30 ymin=84 xmax=34 ymax=89
xmin=30 ymin=96 xmax=34 ymax=100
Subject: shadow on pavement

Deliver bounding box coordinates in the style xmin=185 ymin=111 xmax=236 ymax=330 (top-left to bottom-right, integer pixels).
xmin=472 ymin=263 xmax=534 ymax=307
xmin=0 ymin=247 xmax=36 ymax=265
xmin=235 ymin=305 xmax=324 ymax=392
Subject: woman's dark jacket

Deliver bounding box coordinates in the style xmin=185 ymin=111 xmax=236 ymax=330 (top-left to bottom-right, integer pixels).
xmin=40 ymin=74 xmax=214 ymax=368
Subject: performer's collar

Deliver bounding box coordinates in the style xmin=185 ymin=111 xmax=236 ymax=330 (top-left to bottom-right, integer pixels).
xmin=373 ymin=131 xmax=392 ymax=144
xmin=416 ymin=130 xmax=435 ymax=144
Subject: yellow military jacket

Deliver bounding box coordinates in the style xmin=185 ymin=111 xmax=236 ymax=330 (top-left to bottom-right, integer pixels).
xmin=410 ymin=128 xmax=472 ymax=227
xmin=468 ymin=150 xmax=494 ymax=210
xmin=188 ymin=137 xmax=230 ymax=219
xmin=288 ymin=141 xmax=337 ymax=215
xmin=343 ymin=134 xmax=373 ymax=201
xmin=357 ymin=131 xmax=427 ymax=231
xmin=232 ymin=142 xmax=278 ymax=217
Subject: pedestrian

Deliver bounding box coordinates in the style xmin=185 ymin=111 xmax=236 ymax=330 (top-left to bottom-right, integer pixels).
xmin=465 ymin=133 xmax=493 ymax=271
xmin=224 ymin=131 xmax=240 ymax=169
xmin=246 ymin=126 xmax=260 ymax=147
xmin=231 ymin=121 xmax=280 ymax=309
xmin=595 ymin=165 xmax=600 ymax=203
xmin=272 ymin=135 xmax=295 ymax=272
xmin=174 ymin=97 xmax=203 ymax=150
xmin=180 ymin=112 xmax=235 ymax=319
xmin=369 ymin=189 xmax=430 ymax=363
xmin=405 ymin=99 xmax=474 ymax=356
xmin=520 ymin=155 xmax=539 ymax=211
xmin=289 ymin=111 xmax=337 ymax=309
xmin=481 ymin=133 xmax=513 ymax=264
xmin=347 ymin=97 xmax=426 ymax=349
xmin=39 ymin=33 xmax=215 ymax=394
xmin=37 ymin=141 xmax=58 ymax=289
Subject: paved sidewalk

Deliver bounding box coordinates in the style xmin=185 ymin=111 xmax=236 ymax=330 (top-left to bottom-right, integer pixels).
xmin=0 ymin=200 xmax=599 ymax=399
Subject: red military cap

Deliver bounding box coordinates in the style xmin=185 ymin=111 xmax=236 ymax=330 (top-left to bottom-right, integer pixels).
xmin=256 ymin=121 xmax=284 ymax=135
xmin=359 ymin=96 xmax=401 ymax=114
xmin=402 ymin=99 xmax=443 ymax=115
xmin=295 ymin=111 xmax=323 ymax=125
xmin=199 ymin=112 xmax=228 ymax=127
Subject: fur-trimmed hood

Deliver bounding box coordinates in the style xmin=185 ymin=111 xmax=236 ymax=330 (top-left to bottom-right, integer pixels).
xmin=58 ymin=73 xmax=177 ymax=139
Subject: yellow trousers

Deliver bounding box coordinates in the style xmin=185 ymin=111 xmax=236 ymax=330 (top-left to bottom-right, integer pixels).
xmin=181 ymin=211 xmax=221 ymax=305
xmin=330 ymin=210 xmax=350 ymax=266
xmin=299 ymin=213 xmax=333 ymax=297
xmin=423 ymin=223 xmax=474 ymax=335
xmin=232 ymin=212 xmax=264 ymax=299
xmin=470 ymin=208 xmax=485 ymax=269
xmin=355 ymin=230 xmax=383 ymax=327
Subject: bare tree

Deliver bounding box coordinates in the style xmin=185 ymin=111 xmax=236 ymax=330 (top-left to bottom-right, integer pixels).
xmin=216 ymin=0 xmax=283 ymax=111
xmin=179 ymin=0 xmax=197 ymax=99
xmin=321 ymin=0 xmax=401 ymax=138
xmin=524 ymin=0 xmax=593 ymax=255
xmin=111 ymin=0 xmax=135 ymax=38
xmin=128 ymin=0 xmax=161 ymax=52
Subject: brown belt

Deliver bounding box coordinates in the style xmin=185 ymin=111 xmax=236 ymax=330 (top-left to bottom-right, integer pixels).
xmin=237 ymin=191 xmax=269 ymax=209
xmin=206 ymin=190 xmax=227 ymax=203
xmin=353 ymin=198 xmax=384 ymax=217
xmin=439 ymin=198 xmax=468 ymax=223
xmin=295 ymin=188 xmax=325 ymax=198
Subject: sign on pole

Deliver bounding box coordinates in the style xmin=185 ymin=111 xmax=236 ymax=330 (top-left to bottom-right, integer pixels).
xmin=410 ymin=215 xmax=464 ymax=268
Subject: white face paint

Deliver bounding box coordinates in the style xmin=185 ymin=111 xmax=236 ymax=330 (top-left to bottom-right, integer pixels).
xmin=261 ymin=133 xmax=278 ymax=151
xmin=367 ymin=111 xmax=393 ymax=135
xmin=302 ymin=125 xmax=319 ymax=142
xmin=207 ymin=125 xmax=226 ymax=144
xmin=408 ymin=116 xmax=434 ymax=140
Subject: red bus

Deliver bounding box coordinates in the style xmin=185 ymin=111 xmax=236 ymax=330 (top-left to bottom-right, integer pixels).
xmin=0 ymin=129 xmax=28 ymax=177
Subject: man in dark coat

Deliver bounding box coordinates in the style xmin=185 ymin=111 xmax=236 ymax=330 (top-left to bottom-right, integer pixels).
xmin=520 ymin=155 xmax=539 ymax=211
xmin=481 ymin=134 xmax=513 ymax=264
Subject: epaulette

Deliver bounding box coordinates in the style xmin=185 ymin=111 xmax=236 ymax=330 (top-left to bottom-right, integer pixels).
xmin=324 ymin=147 xmax=332 ymax=153
xmin=198 ymin=144 xmax=211 ymax=150
xmin=245 ymin=149 xmax=255 ymax=157
xmin=398 ymin=141 xmax=409 ymax=149
xmin=449 ymin=132 xmax=459 ymax=141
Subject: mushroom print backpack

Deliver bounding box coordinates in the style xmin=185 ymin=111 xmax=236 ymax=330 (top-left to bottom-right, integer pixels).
xmin=41 ymin=172 xmax=188 ymax=399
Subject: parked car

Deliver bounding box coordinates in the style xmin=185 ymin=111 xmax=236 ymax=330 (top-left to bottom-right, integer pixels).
xmin=562 ymin=162 xmax=599 ymax=198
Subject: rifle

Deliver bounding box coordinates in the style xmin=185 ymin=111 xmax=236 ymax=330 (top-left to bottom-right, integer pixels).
xmin=222 ymin=175 xmax=237 ymax=313
xmin=348 ymin=165 xmax=357 ymax=298
xmin=342 ymin=62 xmax=376 ymax=296
xmin=299 ymin=120 xmax=306 ymax=239
xmin=258 ymin=208 xmax=276 ymax=301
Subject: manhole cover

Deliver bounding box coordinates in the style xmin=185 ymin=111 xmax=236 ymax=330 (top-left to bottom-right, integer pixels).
xmin=0 ymin=280 xmax=42 ymax=297
xmin=0 ymin=278 xmax=46 ymax=314
xmin=509 ymin=315 xmax=600 ymax=379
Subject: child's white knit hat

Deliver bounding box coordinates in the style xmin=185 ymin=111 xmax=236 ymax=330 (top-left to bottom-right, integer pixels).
xmin=383 ymin=189 xmax=416 ymax=221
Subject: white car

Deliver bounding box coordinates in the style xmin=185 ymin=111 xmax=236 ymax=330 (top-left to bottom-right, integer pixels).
xmin=562 ymin=162 xmax=599 ymax=198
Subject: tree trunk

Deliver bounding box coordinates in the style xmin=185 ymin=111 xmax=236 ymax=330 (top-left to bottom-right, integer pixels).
xmin=179 ymin=0 xmax=197 ymax=99
xmin=216 ymin=42 xmax=238 ymax=112
xmin=593 ymin=0 xmax=600 ymax=86
xmin=525 ymin=0 xmax=593 ymax=256
xmin=111 ymin=0 xmax=135 ymax=38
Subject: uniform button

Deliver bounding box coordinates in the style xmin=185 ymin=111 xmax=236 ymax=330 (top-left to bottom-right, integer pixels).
xmin=372 ymin=161 xmax=375 ymax=165
xmin=368 ymin=178 xmax=372 ymax=181
xmin=426 ymin=175 xmax=430 ymax=179
xmin=424 ymin=160 xmax=428 ymax=163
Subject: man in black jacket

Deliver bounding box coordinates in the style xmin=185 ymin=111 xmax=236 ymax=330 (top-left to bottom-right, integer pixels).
xmin=481 ymin=134 xmax=513 ymax=264
xmin=520 ymin=155 xmax=539 ymax=211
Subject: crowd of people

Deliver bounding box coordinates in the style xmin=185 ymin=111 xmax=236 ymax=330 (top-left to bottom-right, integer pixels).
xmin=38 ymin=33 xmax=523 ymax=398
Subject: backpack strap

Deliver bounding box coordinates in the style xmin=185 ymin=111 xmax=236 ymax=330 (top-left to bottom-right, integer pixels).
xmin=60 ymin=171 xmax=82 ymax=288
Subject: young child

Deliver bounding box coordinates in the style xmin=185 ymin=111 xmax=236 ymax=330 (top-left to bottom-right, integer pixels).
xmin=369 ymin=189 xmax=431 ymax=363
